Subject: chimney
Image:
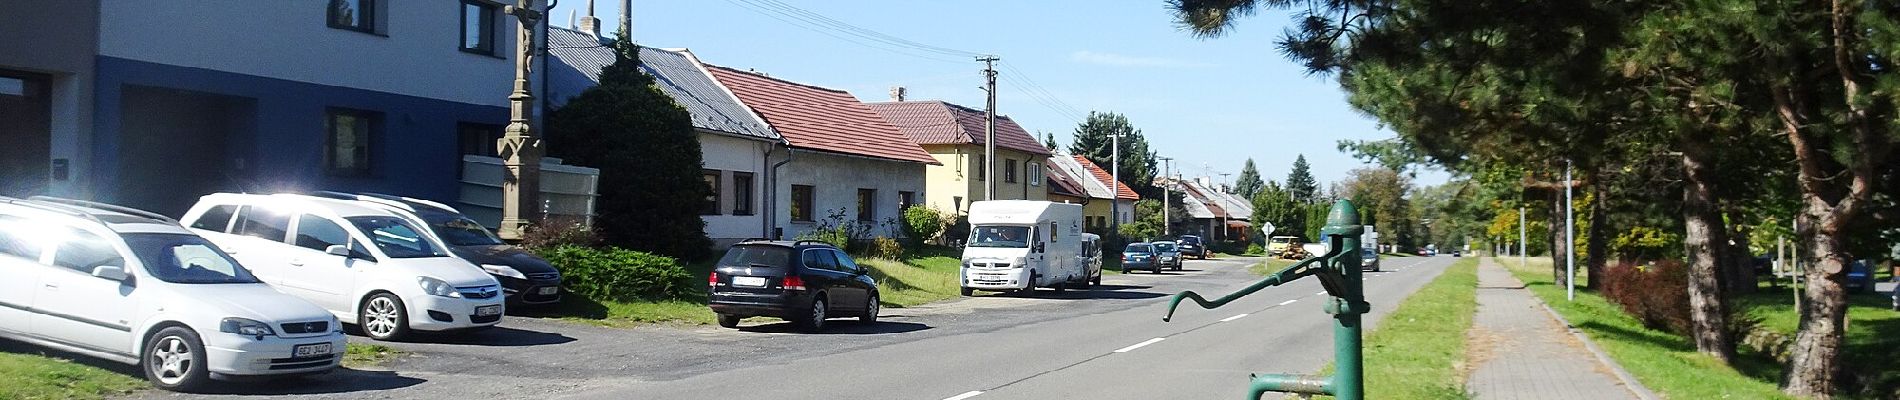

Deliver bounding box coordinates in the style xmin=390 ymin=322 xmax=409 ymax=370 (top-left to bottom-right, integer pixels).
xmin=890 ymin=86 xmax=907 ymax=102
xmin=578 ymin=0 xmax=601 ymax=38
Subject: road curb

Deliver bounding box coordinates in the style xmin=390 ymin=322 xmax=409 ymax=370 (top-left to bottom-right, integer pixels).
xmin=1535 ymin=301 xmax=1661 ymax=400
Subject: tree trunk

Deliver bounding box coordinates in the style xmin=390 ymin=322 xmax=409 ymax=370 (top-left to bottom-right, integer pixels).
xmin=1726 ymin=209 xmax=1757 ymax=295
xmin=1587 ymin=178 xmax=1608 ymax=290
xmin=1680 ymin=141 xmax=1736 ymax=363
xmin=1548 ymin=189 xmax=1569 ymax=286
xmin=1784 ymin=208 xmax=1849 ymax=397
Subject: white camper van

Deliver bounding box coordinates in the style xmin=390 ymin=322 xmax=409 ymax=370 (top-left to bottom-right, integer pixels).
xmin=959 ymin=201 xmax=1086 ymax=296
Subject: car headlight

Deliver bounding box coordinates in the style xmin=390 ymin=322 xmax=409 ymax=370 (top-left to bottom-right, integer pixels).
xmin=219 ymin=317 xmax=275 ymax=337
xmin=1010 ymin=258 xmax=1027 ymax=267
xmin=418 ymin=276 xmax=462 ymax=298
xmin=480 ymin=264 xmax=527 ymax=280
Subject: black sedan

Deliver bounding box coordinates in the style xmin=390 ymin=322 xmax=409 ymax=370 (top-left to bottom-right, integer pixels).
xmin=709 ymin=240 xmax=879 ymax=332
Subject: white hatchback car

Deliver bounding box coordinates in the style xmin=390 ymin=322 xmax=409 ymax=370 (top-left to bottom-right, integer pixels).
xmin=181 ymin=193 xmax=505 ymax=341
xmin=0 ymin=196 xmax=345 ymax=391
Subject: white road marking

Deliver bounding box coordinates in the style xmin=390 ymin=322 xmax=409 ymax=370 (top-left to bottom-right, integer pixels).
xmin=1220 ymin=313 xmax=1249 ymax=322
xmin=1114 ymin=338 xmax=1166 ymax=353
xmin=1278 ymin=299 xmax=1298 ymax=306
xmin=1314 ymin=291 xmax=1327 ymax=296
xmin=944 ymin=391 xmax=984 ymax=400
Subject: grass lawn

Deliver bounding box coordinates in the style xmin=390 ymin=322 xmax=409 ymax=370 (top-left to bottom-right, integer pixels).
xmin=1327 ymin=257 xmax=1479 ymax=399
xmin=1500 ymin=257 xmax=1793 ymax=399
xmin=0 ymin=349 xmax=143 ymax=400
xmin=342 ymin=343 xmax=405 ymax=369
xmin=1247 ymin=258 xmax=1298 ymax=276
xmin=539 ymin=246 xmax=972 ymax=326
xmin=1735 ymin=281 xmax=1900 ymax=397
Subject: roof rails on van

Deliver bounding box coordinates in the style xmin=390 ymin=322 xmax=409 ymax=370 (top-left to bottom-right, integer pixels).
xmin=28 ymin=196 xmax=178 ymax=224
xmin=0 ymin=196 xmax=106 ymax=227
xmin=308 ymin=191 xmax=461 ymax=214
xmin=793 ymin=240 xmax=835 ymax=247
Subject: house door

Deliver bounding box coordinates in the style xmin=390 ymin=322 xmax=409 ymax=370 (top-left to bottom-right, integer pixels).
xmin=117 ymin=86 xmax=252 ymax=216
xmin=0 ymin=71 xmax=51 ymax=197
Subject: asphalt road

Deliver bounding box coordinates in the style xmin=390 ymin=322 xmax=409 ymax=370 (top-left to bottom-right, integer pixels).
xmin=135 ymin=255 xmax=1454 ymax=400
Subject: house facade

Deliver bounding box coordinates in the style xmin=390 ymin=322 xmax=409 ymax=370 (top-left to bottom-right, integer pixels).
xmin=867 ymin=99 xmax=1053 ymax=215
xmin=546 ymin=23 xmax=783 ymax=247
xmin=2 ymin=0 xmax=517 ymax=216
xmin=705 ymin=66 xmax=937 ymax=240
xmin=1049 ymin=155 xmax=1139 ymax=231
xmin=1174 ymin=178 xmax=1255 ymax=242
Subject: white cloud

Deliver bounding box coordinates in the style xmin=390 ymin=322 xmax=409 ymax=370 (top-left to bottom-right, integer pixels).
xmin=1068 ymin=50 xmax=1217 ymax=68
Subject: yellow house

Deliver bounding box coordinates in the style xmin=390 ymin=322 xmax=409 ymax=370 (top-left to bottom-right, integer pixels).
xmin=869 ymin=100 xmax=1053 ymax=215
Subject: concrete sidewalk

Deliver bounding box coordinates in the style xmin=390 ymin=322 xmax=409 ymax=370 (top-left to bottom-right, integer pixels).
xmin=1466 ymin=258 xmax=1648 ymax=400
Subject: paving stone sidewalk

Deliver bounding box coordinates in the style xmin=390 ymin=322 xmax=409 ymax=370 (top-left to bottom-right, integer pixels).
xmin=1467 ymin=258 xmax=1643 ymax=400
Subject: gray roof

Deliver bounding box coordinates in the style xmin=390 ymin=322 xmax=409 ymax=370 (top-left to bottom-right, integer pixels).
xmin=1048 ymin=156 xmax=1116 ymax=200
xmin=546 ymin=27 xmax=779 ymax=141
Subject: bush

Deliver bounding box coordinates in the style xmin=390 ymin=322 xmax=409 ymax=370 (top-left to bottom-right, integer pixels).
xmin=517 ymin=217 xmax=599 ymax=251
xmin=1600 ymin=260 xmax=1692 ymax=335
xmin=535 ymin=245 xmax=694 ymax=302
xmin=870 ymin=237 xmax=904 ymax=259
xmin=1246 ymin=243 xmax=1265 ymax=255
xmin=900 ymin=206 xmax=946 ymax=248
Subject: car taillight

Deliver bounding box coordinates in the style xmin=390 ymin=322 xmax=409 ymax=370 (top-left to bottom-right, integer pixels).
xmin=1122 ymin=254 xmax=1129 ymax=261
xmin=708 ymin=271 xmax=718 ymax=285
xmin=781 ymin=275 xmax=807 ymax=291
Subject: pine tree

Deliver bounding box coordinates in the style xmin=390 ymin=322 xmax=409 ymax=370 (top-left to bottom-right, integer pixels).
xmin=1068 ymin=111 xmax=1157 ymax=197
xmin=1233 ymin=159 xmax=1265 ymax=198
xmin=1043 ymin=131 xmax=1060 ymax=154
xmin=1284 ymin=155 xmax=1317 ymax=204
xmin=544 ymin=38 xmax=711 ymax=260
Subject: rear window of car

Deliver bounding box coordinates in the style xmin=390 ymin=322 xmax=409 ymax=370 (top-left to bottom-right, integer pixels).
xmin=719 ymin=245 xmax=794 ymax=268
xmin=1180 ymin=236 xmax=1201 ymax=245
xmin=1125 ymin=244 xmax=1152 ymax=253
xmin=1153 ymin=242 xmax=1177 ymax=252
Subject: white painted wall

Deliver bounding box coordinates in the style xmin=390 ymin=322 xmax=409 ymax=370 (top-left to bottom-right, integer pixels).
xmin=701 ymin=131 xmax=774 ymax=244
xmin=98 ymin=0 xmax=513 ymax=106
xmin=774 ymin=150 xmax=927 ymax=240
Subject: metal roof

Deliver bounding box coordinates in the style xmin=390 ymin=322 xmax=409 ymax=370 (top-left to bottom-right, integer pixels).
xmin=866 ymin=101 xmax=1053 ymax=156
xmin=545 ymin=28 xmax=779 ymax=141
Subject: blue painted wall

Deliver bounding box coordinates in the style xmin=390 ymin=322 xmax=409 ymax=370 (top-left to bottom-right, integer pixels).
xmin=92 ymin=56 xmax=508 ymax=210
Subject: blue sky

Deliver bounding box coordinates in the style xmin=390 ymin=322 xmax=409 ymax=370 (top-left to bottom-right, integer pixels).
xmin=551 ymin=0 xmax=1449 ymax=188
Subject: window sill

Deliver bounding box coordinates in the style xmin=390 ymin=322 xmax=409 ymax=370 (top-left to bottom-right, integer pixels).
xmin=328 ymin=25 xmax=388 ymax=38
xmin=791 ymin=220 xmax=814 ymax=224
xmin=733 ymin=212 xmax=756 ymax=216
xmin=460 ymin=48 xmax=505 ymax=59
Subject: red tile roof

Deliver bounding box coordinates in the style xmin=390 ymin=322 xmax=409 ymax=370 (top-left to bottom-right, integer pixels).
xmin=866 ymin=101 xmax=1053 ymax=156
xmin=1044 ymin=162 xmax=1087 ymax=199
xmin=1073 ymin=155 xmax=1140 ymax=200
xmin=705 ymin=65 xmax=938 ymax=165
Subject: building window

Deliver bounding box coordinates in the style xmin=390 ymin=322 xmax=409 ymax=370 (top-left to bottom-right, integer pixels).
xmin=458 ymin=123 xmax=503 ymax=157
xmin=1029 ymin=162 xmax=1042 ymax=186
xmin=899 ymin=191 xmax=915 ymax=210
xmin=732 ymin=172 xmax=755 ymax=216
xmin=791 ymin=185 xmax=814 ymax=222
xmin=857 ymin=189 xmax=876 ymax=222
xmin=460 ymin=0 xmax=498 ymax=54
xmin=328 ymin=0 xmax=378 ymax=33
xmin=1005 ymin=159 xmax=1019 ymax=183
xmin=974 ymin=154 xmax=986 ymax=181
xmin=326 ymin=108 xmax=378 ymax=177
xmin=702 ymin=170 xmax=722 ymax=215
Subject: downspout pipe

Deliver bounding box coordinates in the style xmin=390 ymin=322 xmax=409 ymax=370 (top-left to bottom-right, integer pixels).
xmin=764 ymin=143 xmax=794 ymax=239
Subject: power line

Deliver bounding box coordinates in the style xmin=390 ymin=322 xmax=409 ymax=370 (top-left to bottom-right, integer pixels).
xmin=716 ymin=0 xmax=966 ymax=63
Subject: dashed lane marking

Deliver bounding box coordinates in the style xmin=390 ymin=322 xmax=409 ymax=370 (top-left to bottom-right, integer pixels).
xmin=1114 ymin=338 xmax=1166 ymax=353
xmin=1220 ymin=313 xmax=1249 ymax=322
xmin=944 ymin=391 xmax=984 ymax=400
xmin=1278 ymin=299 xmax=1298 ymax=306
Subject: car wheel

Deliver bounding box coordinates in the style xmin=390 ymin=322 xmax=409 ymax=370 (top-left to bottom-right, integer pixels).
xmin=717 ymin=313 xmax=742 ymax=328
xmin=143 ymin=327 xmax=211 ymax=392
xmin=1022 ymin=273 xmax=1038 ymax=293
xmin=960 ymin=287 xmax=974 ymax=296
xmin=1053 ymin=281 xmax=1066 ymax=293
xmin=1152 ymin=266 xmax=1163 ymax=274
xmin=1091 ymin=274 xmax=1101 ymax=286
xmin=359 ymin=293 xmax=410 ymax=341
xmin=795 ymin=295 xmax=828 ymax=332
xmin=860 ymin=293 xmax=879 ymax=324
xmin=1120 ymin=265 xmax=1128 ymax=274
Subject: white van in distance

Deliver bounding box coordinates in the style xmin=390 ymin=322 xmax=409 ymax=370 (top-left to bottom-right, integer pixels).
xmin=959 ymin=201 xmax=1086 ymax=296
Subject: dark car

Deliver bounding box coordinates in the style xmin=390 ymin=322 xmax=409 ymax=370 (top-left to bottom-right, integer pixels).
xmin=1846 ymin=259 xmax=1875 ymax=294
xmin=1122 ymin=242 xmax=1162 ymax=274
xmin=708 ymin=240 xmax=879 ymax=332
xmin=313 ymin=192 xmax=563 ymax=306
xmin=1177 ymin=235 xmax=1207 ymax=260
xmin=1152 ymin=241 xmax=1184 ymax=271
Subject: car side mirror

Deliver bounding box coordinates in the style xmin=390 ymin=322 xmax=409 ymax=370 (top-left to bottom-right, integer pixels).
xmin=325 ymin=245 xmax=352 ymax=257
xmin=1034 ymin=242 xmax=1045 ymax=253
xmin=92 ymin=265 xmax=129 ymax=282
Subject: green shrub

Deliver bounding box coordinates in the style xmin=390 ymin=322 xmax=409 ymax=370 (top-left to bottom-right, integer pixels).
xmin=1246 ymin=243 xmax=1265 ymax=255
xmin=535 ymin=245 xmax=694 ymax=302
xmin=900 ymin=206 xmax=947 ymax=248
xmin=870 ymin=236 xmax=905 ymax=259
xmin=518 ymin=217 xmax=600 ymax=252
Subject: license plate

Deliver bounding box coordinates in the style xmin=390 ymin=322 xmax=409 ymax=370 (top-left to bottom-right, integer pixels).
xmin=733 ymin=276 xmax=767 ymax=287
xmin=476 ymin=305 xmax=502 ymax=316
xmin=292 ymin=343 xmax=332 ymax=358
xmin=538 ymin=286 xmax=559 ymax=295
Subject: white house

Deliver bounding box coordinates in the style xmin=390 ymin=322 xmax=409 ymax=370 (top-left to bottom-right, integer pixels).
xmin=546 ymin=19 xmax=784 ymax=247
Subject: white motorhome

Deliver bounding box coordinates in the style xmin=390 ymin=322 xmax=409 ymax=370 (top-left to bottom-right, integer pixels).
xmin=959 ymin=201 xmax=1086 ymax=295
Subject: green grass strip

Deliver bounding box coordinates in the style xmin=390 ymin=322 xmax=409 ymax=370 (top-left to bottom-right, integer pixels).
xmin=0 ymin=350 xmax=143 ymax=400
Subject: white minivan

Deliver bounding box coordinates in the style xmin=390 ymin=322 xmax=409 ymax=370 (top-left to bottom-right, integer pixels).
xmin=0 ymin=197 xmax=345 ymax=391
xmin=181 ymin=193 xmax=505 ymax=341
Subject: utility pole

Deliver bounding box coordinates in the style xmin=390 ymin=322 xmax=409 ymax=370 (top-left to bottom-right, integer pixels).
xmin=1110 ymin=132 xmax=1123 ymax=234
xmin=620 ymin=0 xmax=631 ymax=37
xmin=978 ymin=55 xmax=999 ymax=202
xmin=1565 ymin=159 xmax=1576 ymax=301
xmin=498 ymin=0 xmax=545 ymax=240
xmin=1519 ymin=205 xmax=1527 ymax=270
xmin=1160 ymin=156 xmax=1173 ymax=236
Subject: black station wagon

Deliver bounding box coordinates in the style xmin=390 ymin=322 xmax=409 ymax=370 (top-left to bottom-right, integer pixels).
xmin=707 ymin=240 xmax=879 ymax=332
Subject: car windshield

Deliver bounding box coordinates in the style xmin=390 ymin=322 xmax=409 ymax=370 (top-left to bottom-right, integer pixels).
xmin=1153 ymin=242 xmax=1177 ymax=252
xmin=968 ymin=226 xmax=1031 ymax=248
xmin=122 ymin=233 xmax=260 ymax=284
xmin=1125 ymin=244 xmax=1152 ymax=253
xmin=719 ymin=245 xmax=794 ymax=268
xmin=1271 ymin=237 xmax=1292 ymax=244
xmin=1362 ymin=249 xmax=1376 ymax=257
xmin=1180 ymin=236 xmax=1201 ymax=245
xmin=346 ymin=216 xmax=449 ymax=258
xmin=427 ymin=216 xmax=504 ymax=246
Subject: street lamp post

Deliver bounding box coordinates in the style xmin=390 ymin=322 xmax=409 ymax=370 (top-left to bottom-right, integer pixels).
xmin=1160 ymin=156 xmax=1173 ymax=236
xmin=497 ymin=0 xmax=545 ymax=240
xmin=1110 ymin=133 xmax=1124 ymax=235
